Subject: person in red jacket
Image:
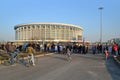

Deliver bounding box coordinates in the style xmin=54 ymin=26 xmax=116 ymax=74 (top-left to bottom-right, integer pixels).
xmin=113 ymin=42 xmax=118 ymax=55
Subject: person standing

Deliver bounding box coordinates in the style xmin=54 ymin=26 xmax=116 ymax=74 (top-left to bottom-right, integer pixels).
xmin=5 ymin=42 xmax=9 ymax=53
xmin=26 ymin=43 xmax=35 ymax=66
xmin=92 ymin=45 xmax=96 ymax=55
xmin=8 ymin=42 xmax=16 ymax=65
xmin=113 ymin=42 xmax=118 ymax=55
xmin=108 ymin=45 xmax=112 ymax=55
xmin=82 ymin=45 xmax=86 ymax=54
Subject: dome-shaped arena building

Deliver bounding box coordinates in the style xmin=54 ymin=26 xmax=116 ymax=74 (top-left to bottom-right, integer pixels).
xmin=14 ymin=22 xmax=83 ymax=43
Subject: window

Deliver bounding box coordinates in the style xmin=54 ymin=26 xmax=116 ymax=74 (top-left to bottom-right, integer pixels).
xmin=24 ymin=27 xmax=26 ymax=29
xmin=28 ymin=26 xmax=30 ymax=29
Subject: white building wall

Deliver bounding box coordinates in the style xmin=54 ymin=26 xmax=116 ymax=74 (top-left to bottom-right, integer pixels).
xmin=14 ymin=23 xmax=83 ymax=41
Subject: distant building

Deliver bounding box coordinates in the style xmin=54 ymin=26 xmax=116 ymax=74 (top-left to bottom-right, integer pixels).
xmin=108 ymin=38 xmax=120 ymax=44
xmin=14 ymin=22 xmax=83 ymax=43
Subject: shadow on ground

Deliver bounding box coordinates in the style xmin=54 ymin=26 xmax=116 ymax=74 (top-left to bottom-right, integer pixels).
xmin=106 ymin=56 xmax=120 ymax=80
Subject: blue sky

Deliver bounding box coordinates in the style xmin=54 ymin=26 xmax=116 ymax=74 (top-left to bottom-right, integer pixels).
xmin=0 ymin=0 xmax=120 ymax=42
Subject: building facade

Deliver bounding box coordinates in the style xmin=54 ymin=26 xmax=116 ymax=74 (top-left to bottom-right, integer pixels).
xmin=14 ymin=22 xmax=83 ymax=42
xmin=108 ymin=38 xmax=120 ymax=44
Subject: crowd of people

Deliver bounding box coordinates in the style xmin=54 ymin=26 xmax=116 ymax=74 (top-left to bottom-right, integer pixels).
xmin=91 ymin=42 xmax=120 ymax=55
xmin=0 ymin=41 xmax=120 ymax=66
xmin=91 ymin=42 xmax=120 ymax=61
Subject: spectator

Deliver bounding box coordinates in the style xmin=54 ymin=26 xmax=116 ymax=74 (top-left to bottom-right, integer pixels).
xmin=8 ymin=42 xmax=17 ymax=65
xmin=113 ymin=42 xmax=118 ymax=55
xmin=108 ymin=45 xmax=112 ymax=55
xmin=92 ymin=45 xmax=96 ymax=55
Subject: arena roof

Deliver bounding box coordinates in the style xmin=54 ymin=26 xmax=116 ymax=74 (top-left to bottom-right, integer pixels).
xmin=14 ymin=22 xmax=83 ymax=30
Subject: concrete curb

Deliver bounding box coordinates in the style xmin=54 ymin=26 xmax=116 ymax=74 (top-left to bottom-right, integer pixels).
xmin=23 ymin=53 xmax=54 ymax=59
xmin=113 ymin=55 xmax=120 ymax=66
xmin=35 ymin=53 xmax=54 ymax=57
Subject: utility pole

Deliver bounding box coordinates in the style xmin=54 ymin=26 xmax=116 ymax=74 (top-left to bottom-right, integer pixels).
xmin=98 ymin=7 xmax=104 ymax=43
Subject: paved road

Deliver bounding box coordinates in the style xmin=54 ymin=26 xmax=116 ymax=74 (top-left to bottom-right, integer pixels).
xmin=0 ymin=53 xmax=120 ymax=80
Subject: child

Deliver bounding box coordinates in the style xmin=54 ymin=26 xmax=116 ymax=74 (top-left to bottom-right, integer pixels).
xmin=104 ymin=49 xmax=108 ymax=61
xmin=66 ymin=48 xmax=72 ymax=61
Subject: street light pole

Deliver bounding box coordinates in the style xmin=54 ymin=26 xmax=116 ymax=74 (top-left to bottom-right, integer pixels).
xmin=98 ymin=7 xmax=104 ymax=43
